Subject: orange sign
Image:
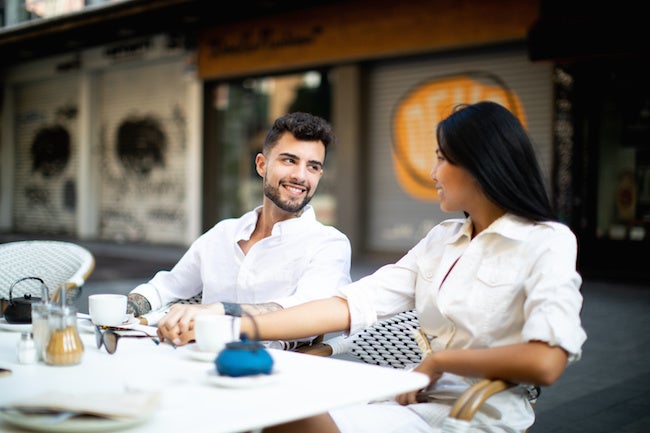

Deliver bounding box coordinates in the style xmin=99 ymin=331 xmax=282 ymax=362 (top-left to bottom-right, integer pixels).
xmin=392 ymin=72 xmax=527 ymax=201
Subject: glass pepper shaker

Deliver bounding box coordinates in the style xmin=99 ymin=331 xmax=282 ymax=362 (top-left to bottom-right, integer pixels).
xmin=44 ymin=287 xmax=84 ymax=366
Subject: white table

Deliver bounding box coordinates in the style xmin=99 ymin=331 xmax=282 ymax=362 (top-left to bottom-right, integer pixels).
xmin=0 ymin=325 xmax=429 ymax=433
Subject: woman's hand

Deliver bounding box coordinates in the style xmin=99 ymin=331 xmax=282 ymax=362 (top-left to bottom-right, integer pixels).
xmin=394 ymin=359 xmax=442 ymax=405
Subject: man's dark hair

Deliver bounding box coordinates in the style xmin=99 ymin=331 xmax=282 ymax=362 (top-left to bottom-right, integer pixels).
xmin=263 ymin=112 xmax=335 ymax=159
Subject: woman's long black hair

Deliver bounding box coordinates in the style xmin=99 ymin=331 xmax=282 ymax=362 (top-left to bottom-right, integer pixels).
xmin=436 ymin=101 xmax=557 ymax=222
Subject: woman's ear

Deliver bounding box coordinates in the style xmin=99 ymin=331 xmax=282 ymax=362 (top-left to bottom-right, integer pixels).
xmin=255 ymin=153 xmax=266 ymax=178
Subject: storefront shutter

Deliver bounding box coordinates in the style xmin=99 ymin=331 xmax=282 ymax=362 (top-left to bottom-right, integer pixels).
xmin=13 ymin=76 xmax=80 ymax=234
xmin=365 ymin=47 xmax=553 ymax=253
xmin=97 ymin=60 xmax=190 ymax=244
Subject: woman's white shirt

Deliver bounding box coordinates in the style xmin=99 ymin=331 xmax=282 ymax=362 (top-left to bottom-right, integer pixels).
xmin=338 ymin=213 xmax=587 ymax=431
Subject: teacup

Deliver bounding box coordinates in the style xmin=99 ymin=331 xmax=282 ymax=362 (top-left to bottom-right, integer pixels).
xmin=194 ymin=315 xmax=239 ymax=353
xmin=88 ymin=294 xmax=127 ymax=326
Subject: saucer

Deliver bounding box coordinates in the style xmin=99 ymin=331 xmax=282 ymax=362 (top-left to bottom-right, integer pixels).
xmin=0 ymin=318 xmax=31 ymax=333
xmin=76 ymin=314 xmax=140 ymax=333
xmin=0 ymin=408 xmax=150 ymax=433
xmin=185 ymin=345 xmax=218 ymax=363
xmin=205 ymin=370 xmax=281 ymax=389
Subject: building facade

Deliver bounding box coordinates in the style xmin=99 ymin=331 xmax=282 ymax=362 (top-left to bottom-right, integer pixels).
xmin=1 ymin=0 xmax=648 ymax=281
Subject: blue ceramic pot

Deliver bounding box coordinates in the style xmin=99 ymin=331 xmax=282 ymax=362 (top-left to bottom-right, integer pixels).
xmin=215 ymin=336 xmax=274 ymax=377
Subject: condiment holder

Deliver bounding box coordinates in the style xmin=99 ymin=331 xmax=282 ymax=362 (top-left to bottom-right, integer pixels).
xmin=43 ymin=282 xmax=84 ymax=366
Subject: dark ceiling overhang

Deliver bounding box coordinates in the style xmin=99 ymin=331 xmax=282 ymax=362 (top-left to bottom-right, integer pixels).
xmin=527 ymin=2 xmax=650 ymax=63
xmin=0 ymin=0 xmax=203 ymax=63
xmin=0 ymin=0 xmax=336 ymax=65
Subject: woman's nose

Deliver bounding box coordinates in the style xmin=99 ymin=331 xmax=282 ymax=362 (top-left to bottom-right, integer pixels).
xmin=429 ymin=166 xmax=437 ymax=182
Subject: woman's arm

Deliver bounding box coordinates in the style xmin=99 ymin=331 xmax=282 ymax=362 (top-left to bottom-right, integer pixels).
xmin=422 ymin=341 xmax=568 ymax=385
xmin=240 ymin=296 xmax=351 ymax=341
xmin=396 ymin=341 xmax=568 ymax=405
xmin=157 ymin=296 xmax=351 ymax=346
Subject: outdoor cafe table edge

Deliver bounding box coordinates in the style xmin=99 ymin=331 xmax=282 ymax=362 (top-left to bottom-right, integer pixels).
xmin=0 ymin=327 xmax=429 ymax=433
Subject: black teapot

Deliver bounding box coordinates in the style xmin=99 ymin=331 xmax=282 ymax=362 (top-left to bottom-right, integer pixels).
xmin=3 ymin=277 xmax=48 ymax=324
xmin=215 ymin=334 xmax=274 ymax=377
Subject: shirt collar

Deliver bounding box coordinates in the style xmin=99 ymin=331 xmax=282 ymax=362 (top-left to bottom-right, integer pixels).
xmin=479 ymin=213 xmax=531 ymax=241
xmin=442 ymin=218 xmax=473 ymax=245
xmin=442 ymin=213 xmax=532 ymax=244
xmin=236 ymin=204 xmax=316 ymax=241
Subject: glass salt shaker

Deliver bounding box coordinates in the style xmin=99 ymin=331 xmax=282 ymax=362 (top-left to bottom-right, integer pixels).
xmin=31 ymin=280 xmax=52 ymax=362
xmin=17 ymin=332 xmax=37 ymax=364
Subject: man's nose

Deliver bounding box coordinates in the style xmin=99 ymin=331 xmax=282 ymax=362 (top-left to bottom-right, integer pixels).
xmin=291 ymin=163 xmax=309 ymax=179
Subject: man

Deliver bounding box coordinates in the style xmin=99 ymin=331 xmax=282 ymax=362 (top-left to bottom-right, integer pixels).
xmin=129 ymin=112 xmax=351 ymax=347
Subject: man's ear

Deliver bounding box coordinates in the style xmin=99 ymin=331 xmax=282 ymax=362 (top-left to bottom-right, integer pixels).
xmin=255 ymin=153 xmax=266 ymax=177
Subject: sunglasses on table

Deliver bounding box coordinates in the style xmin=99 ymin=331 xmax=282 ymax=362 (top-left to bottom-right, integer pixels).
xmin=94 ymin=325 xmax=160 ymax=354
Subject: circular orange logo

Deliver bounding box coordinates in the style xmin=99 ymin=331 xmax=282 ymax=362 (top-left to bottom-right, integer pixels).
xmin=392 ymin=72 xmax=527 ymax=200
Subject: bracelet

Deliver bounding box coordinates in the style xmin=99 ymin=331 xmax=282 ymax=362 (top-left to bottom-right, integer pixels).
xmin=222 ymin=302 xmax=243 ymax=317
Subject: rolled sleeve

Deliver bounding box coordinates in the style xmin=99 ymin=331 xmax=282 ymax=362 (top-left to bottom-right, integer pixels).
xmin=338 ymin=280 xmax=379 ymax=335
xmin=337 ymin=260 xmax=418 ymax=335
xmin=131 ymin=282 xmax=164 ymax=311
xmin=522 ymin=225 xmax=587 ymax=363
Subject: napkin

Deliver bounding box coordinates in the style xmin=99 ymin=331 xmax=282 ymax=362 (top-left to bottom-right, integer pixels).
xmin=9 ymin=391 xmax=160 ymax=420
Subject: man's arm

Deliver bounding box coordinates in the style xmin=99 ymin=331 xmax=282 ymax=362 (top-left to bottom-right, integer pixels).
xmin=222 ymin=302 xmax=282 ymax=316
xmin=127 ymin=293 xmax=152 ymax=317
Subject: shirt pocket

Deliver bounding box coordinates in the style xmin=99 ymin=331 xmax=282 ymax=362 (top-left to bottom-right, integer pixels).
xmin=475 ymin=257 xmax=520 ymax=288
xmin=471 ymin=257 xmax=525 ymax=339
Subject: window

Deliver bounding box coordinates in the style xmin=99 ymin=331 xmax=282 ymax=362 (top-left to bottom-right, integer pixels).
xmin=203 ymin=70 xmax=336 ymax=228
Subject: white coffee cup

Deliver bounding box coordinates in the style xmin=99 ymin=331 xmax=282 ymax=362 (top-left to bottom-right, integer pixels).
xmin=88 ymin=294 xmax=127 ymax=326
xmin=194 ymin=315 xmax=239 ymax=353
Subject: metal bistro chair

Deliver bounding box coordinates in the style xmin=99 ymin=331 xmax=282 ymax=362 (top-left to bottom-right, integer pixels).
xmin=0 ymin=240 xmax=95 ymax=308
xmin=297 ymin=309 xmax=536 ymax=431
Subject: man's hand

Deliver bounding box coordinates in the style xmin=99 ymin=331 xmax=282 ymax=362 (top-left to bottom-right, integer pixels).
xmin=157 ymin=303 xmax=222 ymax=346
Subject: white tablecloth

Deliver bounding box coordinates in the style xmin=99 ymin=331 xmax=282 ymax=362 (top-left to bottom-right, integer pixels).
xmin=0 ymin=325 xmax=428 ymax=433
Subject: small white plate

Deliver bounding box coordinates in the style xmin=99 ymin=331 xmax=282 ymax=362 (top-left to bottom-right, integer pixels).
xmin=185 ymin=345 xmax=218 ymax=363
xmin=0 ymin=318 xmax=31 ymax=333
xmin=0 ymin=408 xmax=149 ymax=433
xmin=77 ymin=315 xmax=139 ymax=333
xmin=205 ymin=370 xmax=280 ymax=389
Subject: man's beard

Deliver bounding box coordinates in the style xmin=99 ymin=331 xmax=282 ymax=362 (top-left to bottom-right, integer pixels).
xmin=263 ymin=180 xmax=313 ymax=213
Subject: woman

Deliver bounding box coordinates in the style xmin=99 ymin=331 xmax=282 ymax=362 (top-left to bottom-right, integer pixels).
xmin=240 ymin=101 xmax=588 ymax=433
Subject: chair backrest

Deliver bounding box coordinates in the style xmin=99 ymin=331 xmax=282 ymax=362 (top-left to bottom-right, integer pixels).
xmin=347 ymin=309 xmax=423 ymax=369
xmin=0 ymin=240 xmax=95 ymax=303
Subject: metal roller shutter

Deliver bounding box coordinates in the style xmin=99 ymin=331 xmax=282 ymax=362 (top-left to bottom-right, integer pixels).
xmin=13 ymin=76 xmax=80 ymax=235
xmin=366 ymin=47 xmax=553 ymax=253
xmin=97 ymin=60 xmax=189 ymax=244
